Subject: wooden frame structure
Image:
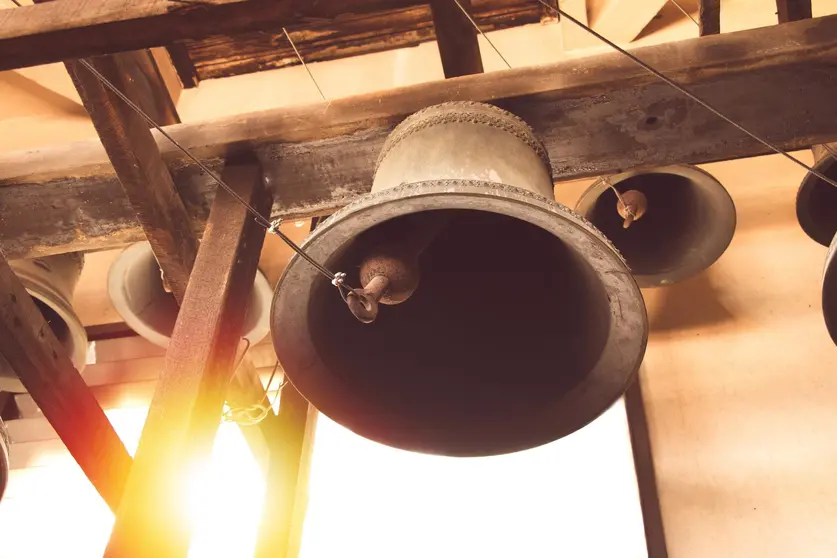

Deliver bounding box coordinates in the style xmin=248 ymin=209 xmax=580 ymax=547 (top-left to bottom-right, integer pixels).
xmin=0 ymin=1 xmax=826 ymax=557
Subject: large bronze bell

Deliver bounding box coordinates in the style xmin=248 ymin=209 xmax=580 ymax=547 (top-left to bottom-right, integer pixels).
xmin=0 ymin=418 xmax=7 ymax=503
xmin=824 ymin=234 xmax=837 ymax=344
xmin=575 ymin=165 xmax=736 ymax=287
xmin=796 ymin=143 xmax=837 ymax=247
xmin=271 ymin=102 xmax=647 ymax=456
xmin=795 ymin=144 xmax=837 ymax=345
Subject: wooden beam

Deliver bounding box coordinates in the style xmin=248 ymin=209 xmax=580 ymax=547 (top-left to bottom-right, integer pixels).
xmin=182 ymin=1 xmax=535 ymax=82
xmin=429 ymin=0 xmax=483 ymax=78
xmin=105 ymin=162 xmax=269 ymax=557
xmin=0 ymin=0 xmax=538 ymax=80
xmin=254 ymin=384 xmax=315 ymax=558
xmin=67 ymin=39 xmax=273 ymax=470
xmin=67 ymin=54 xmax=195 ymax=302
xmin=0 ymin=253 xmax=132 ymax=512
xmin=699 ymin=0 xmax=721 ymax=36
xmin=2 ymin=15 xmax=837 ymax=259
xmin=590 ymin=0 xmax=668 ymax=42
xmin=149 ymin=47 xmax=184 ymax=112
xmin=625 ymin=378 xmax=669 ymax=558
xmin=0 ymin=0 xmax=417 ymax=72
xmin=776 ymin=0 xmax=812 ymax=23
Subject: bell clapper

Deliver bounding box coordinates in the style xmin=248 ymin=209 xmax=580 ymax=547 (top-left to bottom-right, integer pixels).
xmin=346 ymin=275 xmax=390 ymax=323
xmin=344 ymin=213 xmax=451 ymax=324
xmin=616 ymin=189 xmax=648 ymax=229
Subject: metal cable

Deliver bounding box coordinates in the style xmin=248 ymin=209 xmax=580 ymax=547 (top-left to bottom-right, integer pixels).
xmin=75 ymin=58 xmax=351 ymax=287
xmin=282 ymin=27 xmax=328 ymax=102
xmin=668 ymin=0 xmax=700 ymax=27
xmin=532 ymin=0 xmax=837 ymax=190
xmin=451 ymin=0 xmax=512 ymax=69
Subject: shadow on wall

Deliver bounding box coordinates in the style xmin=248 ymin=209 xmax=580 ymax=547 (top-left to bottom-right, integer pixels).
xmin=645 ymin=272 xmax=735 ymax=332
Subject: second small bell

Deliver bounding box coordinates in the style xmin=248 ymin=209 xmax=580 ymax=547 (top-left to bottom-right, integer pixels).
xmin=575 ymin=165 xmax=736 ymax=287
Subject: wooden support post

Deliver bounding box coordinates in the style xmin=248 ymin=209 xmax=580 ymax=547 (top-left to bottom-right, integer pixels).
xmin=0 ymin=253 xmax=132 ymax=512
xmin=254 ymin=384 xmax=316 ymax=558
xmin=67 ymin=55 xmax=196 ymax=303
xmin=625 ymin=377 xmax=668 ymax=558
xmin=429 ymin=0 xmax=483 ymax=78
xmin=776 ymin=0 xmax=812 ymax=23
xmin=105 ymin=162 xmax=270 ymax=557
xmin=66 ymin=34 xmax=274 ymax=465
xmin=699 ymin=0 xmax=721 ymax=36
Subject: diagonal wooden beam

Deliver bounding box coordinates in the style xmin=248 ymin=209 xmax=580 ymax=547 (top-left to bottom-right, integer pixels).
xmin=776 ymin=0 xmax=812 ymax=23
xmin=67 ymin=54 xmax=195 ymax=303
xmin=105 ymin=162 xmax=270 ymax=557
xmin=429 ymin=0 xmax=483 ymax=78
xmin=0 ymin=252 xmax=132 ymax=512
xmin=699 ymin=0 xmax=721 ymax=36
xmin=252 ymin=220 xmax=319 ymax=558
xmin=254 ymin=384 xmax=316 ymax=558
xmin=625 ymin=377 xmax=669 ymax=558
xmin=2 ymin=15 xmax=837 ymax=260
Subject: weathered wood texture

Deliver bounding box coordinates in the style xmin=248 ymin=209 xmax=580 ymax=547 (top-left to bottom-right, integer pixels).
xmin=0 ymin=0 xmax=399 ymax=72
xmin=625 ymin=378 xmax=669 ymax=558
xmin=699 ymin=0 xmax=721 ymax=35
xmin=0 ymin=253 xmax=132 ymax=512
xmin=430 ymin=0 xmax=484 ymax=78
xmin=105 ymin=163 xmax=269 ymax=557
xmin=67 ymin=55 xmax=196 ymax=303
xmin=1 ymin=15 xmax=836 ymax=260
xmin=184 ymin=0 xmax=535 ymax=82
xmin=776 ymin=0 xmax=812 ymax=22
xmin=254 ymin=384 xmax=315 ymax=558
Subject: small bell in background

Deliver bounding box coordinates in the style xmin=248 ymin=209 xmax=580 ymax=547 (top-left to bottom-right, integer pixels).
xmin=575 ymin=165 xmax=736 ymax=287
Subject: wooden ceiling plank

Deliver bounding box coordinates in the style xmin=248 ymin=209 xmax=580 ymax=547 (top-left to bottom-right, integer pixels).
xmin=1 ymin=15 xmax=837 ymax=260
xmin=67 ymin=54 xmax=196 ymax=303
xmin=429 ymin=0 xmax=484 ymax=78
xmin=776 ymin=0 xmax=812 ymax=23
xmin=184 ymin=2 xmax=537 ymax=82
xmin=105 ymin=162 xmax=270 ymax=557
xmin=699 ymin=0 xmax=721 ymax=35
xmin=0 ymin=0 xmax=421 ymax=72
xmin=0 ymin=253 xmax=132 ymax=512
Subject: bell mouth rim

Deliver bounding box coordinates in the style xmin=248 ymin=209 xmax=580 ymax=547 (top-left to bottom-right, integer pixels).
xmin=797 ymin=155 xmax=837 ymax=247
xmin=823 ymin=232 xmax=837 ymax=344
xmin=0 ymin=419 xmax=8 ymax=504
xmin=575 ymin=164 xmax=736 ymax=288
xmin=272 ymin=180 xmax=648 ymax=456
